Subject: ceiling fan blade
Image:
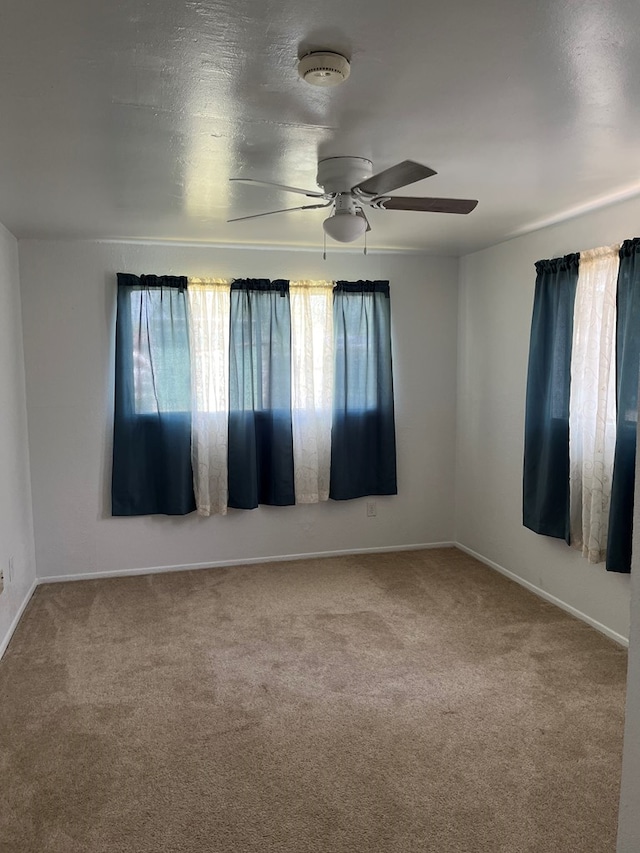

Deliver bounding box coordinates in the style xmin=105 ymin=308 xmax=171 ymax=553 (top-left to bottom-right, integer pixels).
xmin=227 ymin=202 xmax=332 ymax=223
xmin=229 ymin=178 xmax=326 ymax=198
xmin=353 ymin=160 xmax=437 ymax=196
xmin=376 ymin=196 xmax=478 ymax=214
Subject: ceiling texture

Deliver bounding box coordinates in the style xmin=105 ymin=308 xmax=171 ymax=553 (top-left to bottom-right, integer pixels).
xmin=2 ymin=0 xmax=640 ymax=254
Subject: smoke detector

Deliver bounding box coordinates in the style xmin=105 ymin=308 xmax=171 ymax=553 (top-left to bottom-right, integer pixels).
xmin=298 ymin=51 xmax=350 ymax=87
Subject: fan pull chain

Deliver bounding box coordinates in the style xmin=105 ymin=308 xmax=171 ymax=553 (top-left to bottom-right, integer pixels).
xmin=364 ymin=228 xmax=367 ymax=256
xmin=323 ymin=229 xmax=327 ymax=261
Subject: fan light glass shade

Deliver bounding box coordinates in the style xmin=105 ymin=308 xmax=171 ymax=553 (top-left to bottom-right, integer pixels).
xmin=322 ymin=211 xmax=367 ymax=243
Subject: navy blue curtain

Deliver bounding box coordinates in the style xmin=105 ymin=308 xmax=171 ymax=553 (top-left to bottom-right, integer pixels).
xmin=523 ymin=255 xmax=579 ymax=541
xmin=607 ymin=239 xmax=640 ymax=573
xmin=227 ymin=279 xmax=295 ymax=509
xmin=330 ymin=281 xmax=397 ymax=500
xmin=112 ymin=274 xmax=195 ymax=516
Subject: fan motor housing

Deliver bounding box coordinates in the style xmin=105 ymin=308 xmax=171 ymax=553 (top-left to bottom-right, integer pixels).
xmin=317 ymin=157 xmax=373 ymax=194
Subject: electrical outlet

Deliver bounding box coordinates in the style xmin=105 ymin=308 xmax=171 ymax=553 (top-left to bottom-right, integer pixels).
xmin=366 ymin=501 xmax=377 ymax=517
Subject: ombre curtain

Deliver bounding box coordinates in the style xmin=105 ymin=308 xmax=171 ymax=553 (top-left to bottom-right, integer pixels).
xmin=523 ymin=255 xmax=579 ymax=541
xmin=330 ymin=281 xmax=397 ymax=500
xmin=607 ymin=238 xmax=640 ymax=573
xmin=227 ymin=279 xmax=295 ymax=509
xmin=112 ymin=274 xmax=195 ymax=516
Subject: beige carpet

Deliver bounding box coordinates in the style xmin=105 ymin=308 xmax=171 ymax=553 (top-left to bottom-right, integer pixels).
xmin=0 ymin=548 xmax=627 ymax=852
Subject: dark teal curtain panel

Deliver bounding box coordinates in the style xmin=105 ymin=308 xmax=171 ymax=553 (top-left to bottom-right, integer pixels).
xmin=112 ymin=274 xmax=196 ymax=516
xmin=607 ymin=239 xmax=640 ymax=572
xmin=330 ymin=281 xmax=397 ymax=500
xmin=523 ymin=255 xmax=579 ymax=541
xmin=227 ymin=279 xmax=295 ymax=509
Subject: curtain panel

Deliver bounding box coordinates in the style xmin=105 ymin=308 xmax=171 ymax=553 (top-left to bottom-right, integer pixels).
xmin=330 ymin=281 xmax=397 ymax=500
xmin=227 ymin=279 xmax=295 ymax=509
xmin=188 ymin=279 xmax=231 ymax=516
xmin=290 ymin=280 xmax=334 ymax=503
xmin=523 ymin=254 xmax=579 ymax=541
xmin=607 ymin=238 xmax=640 ymax=573
xmin=112 ymin=274 xmax=196 ymax=516
xmin=568 ymin=246 xmax=619 ymax=563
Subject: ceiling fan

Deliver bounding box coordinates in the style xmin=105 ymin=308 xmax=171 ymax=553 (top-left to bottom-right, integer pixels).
xmin=228 ymin=156 xmax=478 ymax=243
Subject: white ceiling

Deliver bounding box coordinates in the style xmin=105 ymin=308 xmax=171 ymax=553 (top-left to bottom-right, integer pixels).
xmin=2 ymin=0 xmax=640 ymax=254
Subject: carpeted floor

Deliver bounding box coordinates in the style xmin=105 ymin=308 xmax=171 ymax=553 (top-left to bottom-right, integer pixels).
xmin=0 ymin=548 xmax=628 ymax=852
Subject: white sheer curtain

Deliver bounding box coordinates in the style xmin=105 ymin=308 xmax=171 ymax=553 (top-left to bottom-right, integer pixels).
xmin=188 ymin=279 xmax=231 ymax=516
xmin=569 ymin=245 xmax=619 ymax=562
xmin=290 ymin=280 xmax=334 ymax=503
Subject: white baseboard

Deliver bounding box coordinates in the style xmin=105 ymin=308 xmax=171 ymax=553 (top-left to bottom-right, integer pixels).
xmin=455 ymin=542 xmax=629 ymax=648
xmin=0 ymin=580 xmax=38 ymax=661
xmin=5 ymin=543 xmax=627 ymax=656
xmin=39 ymin=541 xmax=456 ymax=585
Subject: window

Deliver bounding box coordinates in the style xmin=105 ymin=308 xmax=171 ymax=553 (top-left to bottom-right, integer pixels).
xmin=523 ymin=239 xmax=640 ymax=573
xmin=112 ymin=275 xmax=397 ymax=517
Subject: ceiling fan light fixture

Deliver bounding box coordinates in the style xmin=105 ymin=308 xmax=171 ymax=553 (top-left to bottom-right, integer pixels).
xmin=323 ymin=210 xmax=367 ymax=243
xmin=298 ymin=51 xmax=350 ymax=87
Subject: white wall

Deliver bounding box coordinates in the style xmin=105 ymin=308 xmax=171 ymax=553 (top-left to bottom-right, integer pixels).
xmin=617 ymin=419 xmax=640 ymax=850
xmin=456 ymin=197 xmax=640 ymax=643
xmin=18 ymin=240 xmax=458 ymax=580
xmin=0 ymin=223 xmax=37 ymax=655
